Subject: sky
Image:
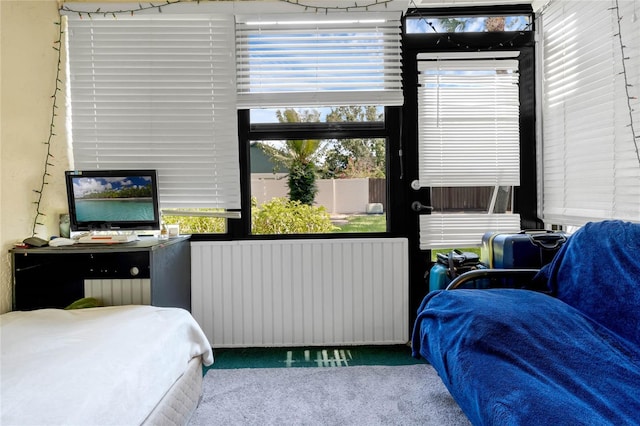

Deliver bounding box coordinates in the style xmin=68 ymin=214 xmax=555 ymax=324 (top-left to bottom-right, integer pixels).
xmin=73 ymin=176 xmax=151 ymax=197
xmin=405 ymin=15 xmax=531 ymax=34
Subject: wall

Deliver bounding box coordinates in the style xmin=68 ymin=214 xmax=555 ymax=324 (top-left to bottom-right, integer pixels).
xmin=0 ymin=0 xmax=71 ymax=313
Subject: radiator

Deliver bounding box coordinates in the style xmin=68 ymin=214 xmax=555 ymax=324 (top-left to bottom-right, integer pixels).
xmin=191 ymin=238 xmax=409 ymax=348
xmin=84 ymin=279 xmax=151 ymax=306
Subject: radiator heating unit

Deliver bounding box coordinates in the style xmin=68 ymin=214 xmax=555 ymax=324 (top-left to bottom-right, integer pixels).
xmin=84 ymin=279 xmax=151 ymax=306
xmin=191 ymin=238 xmax=409 ymax=348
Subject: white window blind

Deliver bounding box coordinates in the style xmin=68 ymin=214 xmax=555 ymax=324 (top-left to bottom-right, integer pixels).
xmin=539 ymin=0 xmax=640 ymax=226
xmin=235 ymin=12 xmax=403 ymax=108
xmin=66 ymin=15 xmax=241 ymax=210
xmin=417 ymin=53 xmax=522 ymax=249
xmin=417 ymin=55 xmax=521 ymax=187
xmin=420 ymin=213 xmax=522 ymax=249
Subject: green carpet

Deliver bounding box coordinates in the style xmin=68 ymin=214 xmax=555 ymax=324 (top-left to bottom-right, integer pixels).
xmin=208 ymin=345 xmax=426 ymax=370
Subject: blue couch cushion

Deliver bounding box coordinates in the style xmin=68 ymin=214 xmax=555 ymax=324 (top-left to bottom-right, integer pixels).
xmin=543 ymin=220 xmax=640 ymax=346
xmin=412 ymin=289 xmax=640 ymax=425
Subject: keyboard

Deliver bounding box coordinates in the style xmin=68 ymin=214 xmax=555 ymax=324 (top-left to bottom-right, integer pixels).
xmin=77 ymin=234 xmax=139 ymax=244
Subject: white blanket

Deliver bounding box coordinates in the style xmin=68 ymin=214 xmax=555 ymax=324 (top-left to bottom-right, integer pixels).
xmin=1 ymin=305 xmax=213 ymax=426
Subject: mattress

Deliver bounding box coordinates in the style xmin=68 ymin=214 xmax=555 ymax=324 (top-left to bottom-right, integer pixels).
xmin=142 ymin=357 xmax=204 ymax=426
xmin=1 ymin=305 xmax=213 ymax=425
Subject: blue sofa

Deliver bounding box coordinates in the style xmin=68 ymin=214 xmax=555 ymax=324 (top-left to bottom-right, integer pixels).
xmin=412 ymin=220 xmax=640 ymax=425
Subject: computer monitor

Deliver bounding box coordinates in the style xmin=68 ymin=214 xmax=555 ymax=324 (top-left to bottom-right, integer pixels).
xmin=65 ymin=170 xmax=161 ymax=232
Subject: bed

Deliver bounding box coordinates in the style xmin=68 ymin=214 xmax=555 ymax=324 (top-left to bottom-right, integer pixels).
xmin=1 ymin=305 xmax=214 ymax=425
xmin=412 ymin=220 xmax=640 ymax=425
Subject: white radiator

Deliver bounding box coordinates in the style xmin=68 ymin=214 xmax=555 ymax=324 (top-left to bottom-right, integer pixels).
xmin=84 ymin=279 xmax=151 ymax=306
xmin=191 ymin=238 xmax=409 ymax=348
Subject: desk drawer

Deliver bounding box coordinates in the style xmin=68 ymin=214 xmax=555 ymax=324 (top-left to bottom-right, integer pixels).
xmin=81 ymin=252 xmax=151 ymax=279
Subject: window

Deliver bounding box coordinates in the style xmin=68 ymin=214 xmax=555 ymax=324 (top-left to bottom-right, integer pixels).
xmin=65 ymin=14 xmax=240 ymax=234
xmin=539 ymin=0 xmax=640 ymax=226
xmin=246 ymin=106 xmax=393 ymax=235
xmin=237 ymin=11 xmax=403 ymax=235
xmin=405 ymin=14 xmax=531 ymax=34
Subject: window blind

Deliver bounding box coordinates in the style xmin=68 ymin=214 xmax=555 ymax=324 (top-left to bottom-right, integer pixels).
xmin=417 ymin=55 xmax=521 ymax=187
xmin=66 ymin=15 xmax=241 ymax=210
xmin=539 ymin=0 xmax=640 ymax=226
xmin=235 ymin=12 xmax=403 ymax=108
xmin=420 ymin=213 xmax=522 ymax=249
xmin=417 ymin=53 xmax=522 ymax=249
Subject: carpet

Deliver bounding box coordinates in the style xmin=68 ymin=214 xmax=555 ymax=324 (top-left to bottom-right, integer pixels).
xmin=188 ymin=364 xmax=471 ymax=426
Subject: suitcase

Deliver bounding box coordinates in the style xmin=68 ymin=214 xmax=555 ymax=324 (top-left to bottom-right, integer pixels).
xmin=481 ymin=230 xmax=567 ymax=269
xmin=428 ymin=250 xmax=486 ymax=292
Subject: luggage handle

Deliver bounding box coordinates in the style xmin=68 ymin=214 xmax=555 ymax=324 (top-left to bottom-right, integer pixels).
xmin=436 ymin=249 xmax=480 ymax=279
xmin=526 ymin=232 xmax=567 ymax=250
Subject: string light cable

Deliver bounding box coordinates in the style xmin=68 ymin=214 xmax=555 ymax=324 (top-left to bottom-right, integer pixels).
xmin=59 ymin=0 xmax=394 ymax=17
xmin=31 ymin=18 xmax=64 ymax=237
xmin=612 ymin=0 xmax=640 ymax=165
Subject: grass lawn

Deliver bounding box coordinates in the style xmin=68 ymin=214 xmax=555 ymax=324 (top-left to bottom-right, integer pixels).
xmin=333 ymin=214 xmax=386 ymax=233
xmin=333 ymin=216 xmax=482 ymax=261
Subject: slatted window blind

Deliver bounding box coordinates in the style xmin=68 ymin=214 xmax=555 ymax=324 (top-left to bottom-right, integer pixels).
xmin=539 ymin=0 xmax=640 ymax=226
xmin=66 ymin=15 xmax=240 ymax=209
xmin=417 ymin=53 xmax=521 ymax=249
xmin=417 ymin=54 xmax=521 ymax=187
xmin=235 ymin=12 xmax=403 ymax=108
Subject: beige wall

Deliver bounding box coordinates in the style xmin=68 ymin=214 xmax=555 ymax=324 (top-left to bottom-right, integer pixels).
xmin=0 ymin=0 xmax=71 ymax=313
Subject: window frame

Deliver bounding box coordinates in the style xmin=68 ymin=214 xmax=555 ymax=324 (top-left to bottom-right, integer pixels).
xmin=400 ymin=3 xmax=538 ymax=330
xmin=199 ymin=107 xmax=404 ymax=242
xmin=399 ymin=4 xmax=540 ymax=246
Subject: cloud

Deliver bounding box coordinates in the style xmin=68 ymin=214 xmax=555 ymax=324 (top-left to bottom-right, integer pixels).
xmin=73 ymin=178 xmax=112 ymax=197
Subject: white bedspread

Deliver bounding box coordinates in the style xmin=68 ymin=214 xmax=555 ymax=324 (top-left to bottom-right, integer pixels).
xmin=1 ymin=305 xmax=213 ymax=426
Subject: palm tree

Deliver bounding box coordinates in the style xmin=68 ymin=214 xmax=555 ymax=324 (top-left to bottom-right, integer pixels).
xmin=261 ymin=109 xmax=323 ymax=205
xmin=282 ymin=139 xmax=321 ymax=205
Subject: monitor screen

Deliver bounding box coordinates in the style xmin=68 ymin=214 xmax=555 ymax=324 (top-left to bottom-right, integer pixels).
xmin=65 ymin=170 xmax=161 ymax=232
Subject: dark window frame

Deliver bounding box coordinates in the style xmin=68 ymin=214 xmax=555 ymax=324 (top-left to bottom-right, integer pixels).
xmin=189 ymin=107 xmax=403 ymax=242
xmin=401 ymin=5 xmax=539 ymax=232
xmin=401 ymin=4 xmax=539 ymax=327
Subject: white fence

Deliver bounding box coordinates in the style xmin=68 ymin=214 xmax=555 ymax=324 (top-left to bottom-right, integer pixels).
xmin=251 ymin=177 xmax=372 ymax=214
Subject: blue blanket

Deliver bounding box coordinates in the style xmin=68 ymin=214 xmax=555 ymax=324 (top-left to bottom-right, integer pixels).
xmin=412 ymin=221 xmax=640 ymax=425
xmin=542 ymin=220 xmax=640 ymax=347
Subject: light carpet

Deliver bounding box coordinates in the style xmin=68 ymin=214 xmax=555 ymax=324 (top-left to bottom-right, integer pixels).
xmin=188 ymin=364 xmax=471 ymax=426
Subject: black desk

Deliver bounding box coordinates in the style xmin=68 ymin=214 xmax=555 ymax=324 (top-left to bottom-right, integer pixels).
xmin=11 ymin=236 xmax=191 ymax=311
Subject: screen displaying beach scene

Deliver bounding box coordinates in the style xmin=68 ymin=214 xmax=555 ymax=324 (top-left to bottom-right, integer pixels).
xmin=72 ymin=175 xmax=155 ymax=222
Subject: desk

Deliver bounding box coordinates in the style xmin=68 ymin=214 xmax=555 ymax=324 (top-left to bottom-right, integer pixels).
xmin=11 ymin=236 xmax=190 ymax=311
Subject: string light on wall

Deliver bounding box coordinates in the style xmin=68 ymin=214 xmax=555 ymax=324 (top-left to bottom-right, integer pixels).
xmin=276 ymin=0 xmax=393 ymax=13
xmin=31 ymin=18 xmax=64 ymax=237
xmin=59 ymin=1 xmax=180 ymax=18
xmin=612 ymin=0 xmax=640 ymax=164
xmin=59 ymin=0 xmax=394 ymax=17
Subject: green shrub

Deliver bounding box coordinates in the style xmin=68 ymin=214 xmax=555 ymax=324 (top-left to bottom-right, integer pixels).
xmin=252 ymin=197 xmax=337 ymax=234
xmin=163 ymin=213 xmax=226 ymax=234
xmin=162 ymin=199 xmax=337 ymax=235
